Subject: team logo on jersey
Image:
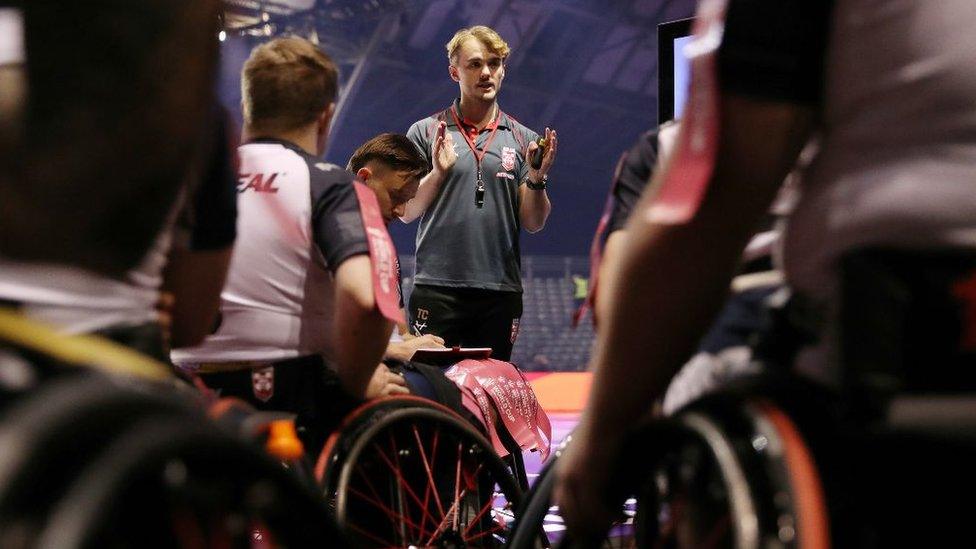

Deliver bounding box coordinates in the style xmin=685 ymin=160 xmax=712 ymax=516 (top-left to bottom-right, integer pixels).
xmin=510 ymin=317 xmax=521 ymax=344
xmin=251 ymin=367 xmax=274 ymax=402
xmin=501 ymin=147 xmax=517 ymax=171
xmin=237 ymin=172 xmax=280 ymax=193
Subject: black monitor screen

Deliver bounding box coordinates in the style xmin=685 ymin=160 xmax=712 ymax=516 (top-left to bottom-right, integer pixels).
xmin=658 ymin=17 xmax=694 ymax=124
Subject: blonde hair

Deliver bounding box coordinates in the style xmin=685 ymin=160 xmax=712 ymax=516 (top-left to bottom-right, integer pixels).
xmin=445 ymin=26 xmax=510 ymax=64
xmin=241 ymin=37 xmax=338 ymax=134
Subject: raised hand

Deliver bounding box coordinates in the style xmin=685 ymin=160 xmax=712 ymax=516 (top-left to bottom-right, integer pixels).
xmin=432 ymin=121 xmax=457 ymax=174
xmin=527 ymin=127 xmax=558 ymax=181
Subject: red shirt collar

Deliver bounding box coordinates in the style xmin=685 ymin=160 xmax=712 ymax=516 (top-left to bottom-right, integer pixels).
xmin=451 ymin=99 xmax=502 ymax=134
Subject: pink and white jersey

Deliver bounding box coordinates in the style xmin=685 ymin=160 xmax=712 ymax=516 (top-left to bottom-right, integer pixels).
xmin=172 ymin=139 xmax=370 ymax=365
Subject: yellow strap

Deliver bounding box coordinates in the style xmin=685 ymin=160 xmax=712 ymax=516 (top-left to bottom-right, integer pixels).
xmin=0 ymin=308 xmax=171 ymax=381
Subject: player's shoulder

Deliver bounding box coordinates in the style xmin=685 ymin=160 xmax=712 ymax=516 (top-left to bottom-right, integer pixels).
xmin=303 ymin=159 xmax=357 ymax=201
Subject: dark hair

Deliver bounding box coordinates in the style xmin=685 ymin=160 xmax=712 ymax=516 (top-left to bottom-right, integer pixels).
xmin=347 ymin=133 xmax=427 ymax=180
xmin=242 ymin=37 xmax=338 ymax=134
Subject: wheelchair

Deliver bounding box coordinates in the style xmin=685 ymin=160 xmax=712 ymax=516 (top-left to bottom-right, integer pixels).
xmin=315 ymin=394 xmax=525 ymax=547
xmin=506 ymin=249 xmax=976 ymax=548
xmin=204 ymin=366 xmax=538 ymax=547
xmin=0 ymin=310 xmax=339 ymax=548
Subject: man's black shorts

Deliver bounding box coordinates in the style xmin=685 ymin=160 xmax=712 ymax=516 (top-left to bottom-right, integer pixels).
xmin=408 ymin=285 xmax=522 ymax=362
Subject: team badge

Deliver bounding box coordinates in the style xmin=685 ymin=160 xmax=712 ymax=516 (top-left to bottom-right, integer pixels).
xmin=510 ymin=318 xmax=521 ymax=344
xmin=501 ymin=146 xmax=517 ymax=171
xmin=251 ymin=367 xmax=274 ymax=402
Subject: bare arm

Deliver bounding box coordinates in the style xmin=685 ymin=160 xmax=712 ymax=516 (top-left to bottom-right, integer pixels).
xmin=333 ymin=254 xmax=394 ymax=397
xmin=400 ymin=122 xmax=457 ymax=223
xmin=557 ymin=95 xmax=817 ymax=537
xmin=593 ymin=229 xmax=628 ymax=325
xmin=163 ymin=246 xmax=232 ymax=349
xmin=518 ymin=128 xmax=557 ymax=233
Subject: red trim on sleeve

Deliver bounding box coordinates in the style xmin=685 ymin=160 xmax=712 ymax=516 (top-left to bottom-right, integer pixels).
xmin=351 ymin=182 xmax=404 ymax=324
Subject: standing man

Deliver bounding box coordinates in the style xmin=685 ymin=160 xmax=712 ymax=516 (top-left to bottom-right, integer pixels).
xmin=402 ymin=25 xmax=558 ymax=362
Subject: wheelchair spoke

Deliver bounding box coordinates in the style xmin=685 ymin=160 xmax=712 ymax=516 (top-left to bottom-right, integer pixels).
xmin=460 ymin=471 xmax=495 ymax=538
xmin=425 ymin=488 xmax=469 ymax=546
xmin=453 ymin=441 xmax=463 ymax=531
xmin=333 ymin=405 xmax=524 ymax=547
xmin=348 ymin=485 xmax=427 ymax=540
xmin=387 ymin=431 xmax=415 ymax=542
xmin=369 ymin=439 xmax=442 ymax=537
xmin=412 ymin=423 xmax=446 ymax=523
xmin=463 ymin=520 xmax=508 ymax=544
xmin=355 ymin=463 xmax=403 ymax=538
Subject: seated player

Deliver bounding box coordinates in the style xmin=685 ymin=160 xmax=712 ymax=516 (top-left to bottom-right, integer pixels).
xmin=0 ymin=108 xmax=237 ymax=361
xmin=348 ymin=132 xmax=552 ymax=459
xmin=0 ymin=3 xmax=236 ymax=360
xmin=171 ymin=37 xmax=403 ymax=452
xmin=344 ymin=133 xmax=448 ymax=360
xmin=0 ymin=0 xmax=221 ymax=363
xmin=556 ymin=0 xmax=976 ymax=538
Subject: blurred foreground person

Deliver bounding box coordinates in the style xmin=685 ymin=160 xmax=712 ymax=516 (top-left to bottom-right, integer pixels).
xmin=172 ymin=37 xmax=404 ymax=452
xmin=0 ymin=1 xmax=232 ymax=360
xmin=556 ymin=0 xmax=976 ymax=539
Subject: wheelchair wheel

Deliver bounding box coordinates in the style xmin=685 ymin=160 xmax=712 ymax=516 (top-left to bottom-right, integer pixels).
xmin=508 ymin=387 xmax=830 ymax=549
xmin=317 ymin=395 xmax=523 ymax=547
xmin=36 ymin=416 xmax=338 ymax=548
xmin=0 ymin=374 xmax=201 ymax=547
xmin=638 ymin=394 xmax=830 ymax=549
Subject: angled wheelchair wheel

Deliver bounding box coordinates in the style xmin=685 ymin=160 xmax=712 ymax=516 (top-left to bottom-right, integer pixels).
xmin=0 ymin=374 xmax=201 ymax=546
xmin=36 ymin=416 xmax=338 ymax=548
xmin=638 ymin=393 xmax=831 ymax=549
xmin=507 ymin=383 xmax=831 ymax=549
xmin=317 ymin=395 xmax=523 ymax=547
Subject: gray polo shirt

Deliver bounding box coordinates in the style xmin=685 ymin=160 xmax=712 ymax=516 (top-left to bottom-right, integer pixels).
xmin=407 ymin=99 xmax=539 ymax=292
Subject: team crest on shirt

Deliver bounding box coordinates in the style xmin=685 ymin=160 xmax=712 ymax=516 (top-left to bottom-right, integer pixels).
xmin=251 ymin=367 xmax=274 ymax=402
xmin=501 ymin=146 xmax=517 ymax=171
